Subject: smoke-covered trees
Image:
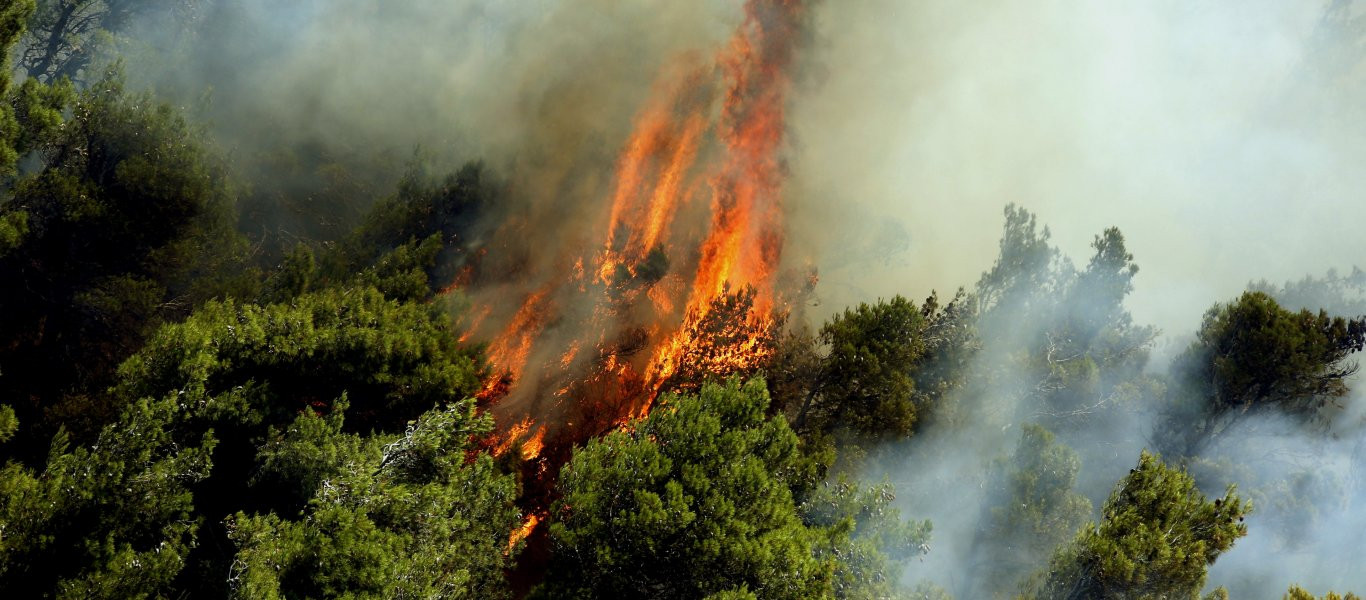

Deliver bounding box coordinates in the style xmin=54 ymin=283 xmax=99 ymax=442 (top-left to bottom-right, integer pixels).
xmin=1038 ymin=227 xmax=1159 ymax=422
xmin=1161 ymin=291 xmax=1366 ymax=456
xmin=976 ymin=204 xmax=1064 ymax=328
xmin=960 ymin=206 xmax=1159 ymax=440
xmin=1251 ymin=267 xmax=1366 ymax=318
xmin=1025 ymin=451 xmax=1248 ymax=600
xmin=975 ymin=424 xmax=1092 ymax=596
xmin=17 ymin=0 xmax=200 ymax=84
xmin=537 ymin=378 xmax=928 ymax=600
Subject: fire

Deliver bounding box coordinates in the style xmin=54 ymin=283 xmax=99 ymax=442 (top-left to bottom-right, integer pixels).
xmin=484 ymin=289 xmax=552 ymax=383
xmin=461 ymin=0 xmax=810 ymax=502
xmin=644 ymin=0 xmax=800 ymax=392
xmin=492 ymin=417 xmax=534 ymax=457
xmin=507 ymin=513 xmax=541 ymax=554
xmin=521 ymin=427 xmax=546 ymax=461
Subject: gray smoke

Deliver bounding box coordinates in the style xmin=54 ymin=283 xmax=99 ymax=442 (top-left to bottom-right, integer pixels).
xmin=86 ymin=0 xmax=1366 ymax=597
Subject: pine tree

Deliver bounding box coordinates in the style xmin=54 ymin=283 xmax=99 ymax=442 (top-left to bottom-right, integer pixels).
xmin=538 ymin=378 xmax=928 ymax=600
xmin=1025 ymin=451 xmax=1248 ymax=600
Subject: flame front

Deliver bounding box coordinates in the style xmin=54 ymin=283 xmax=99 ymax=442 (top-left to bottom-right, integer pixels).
xmin=460 ymin=0 xmax=809 ymax=478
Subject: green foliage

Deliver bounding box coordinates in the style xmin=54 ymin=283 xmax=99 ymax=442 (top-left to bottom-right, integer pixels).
xmin=1026 ymin=451 xmax=1248 ymax=600
xmin=539 ymin=378 xmax=922 ymax=600
xmin=228 ymin=403 xmax=519 ymax=600
xmin=321 ymin=161 xmax=497 ymax=299
xmin=767 ymin=326 xmax=824 ymax=418
xmin=802 ymin=295 xmax=927 ymax=439
xmin=1181 ymin=291 xmax=1366 ymax=414
xmin=11 ymin=76 xmax=74 ymax=154
xmin=905 ymin=290 xmax=979 ymax=425
xmin=116 ymin=285 xmax=487 ymax=595
xmin=0 ymin=405 xmax=16 ymax=443
xmin=115 ymin=285 xmax=482 ymax=437
xmin=801 ymin=477 xmax=932 ymax=600
xmin=353 ymin=233 xmax=445 ymax=302
xmin=263 ymin=243 xmax=316 ymax=303
xmin=0 ymin=395 xmax=215 ymax=597
xmin=975 ymin=424 xmax=1092 ymax=596
xmin=777 ymin=292 xmax=975 ymax=474
xmin=1163 ymin=292 xmax=1366 ymax=455
xmin=1285 ymin=585 xmax=1362 ymax=600
xmin=0 ymin=210 xmax=27 ymax=254
xmin=0 ymin=0 xmax=37 ymax=174
xmin=0 ymin=283 xmax=502 ymax=597
xmin=540 ymin=378 xmax=830 ymax=599
xmin=0 ymin=68 xmax=246 ymax=445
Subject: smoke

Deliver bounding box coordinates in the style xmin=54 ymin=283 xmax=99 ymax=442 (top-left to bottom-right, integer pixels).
xmin=94 ymin=0 xmax=1366 ymax=596
xmin=784 ymin=6 xmax=1366 ymax=592
xmin=789 ymin=0 xmax=1366 ymax=337
xmin=131 ymin=0 xmax=738 ymax=159
xmin=124 ymin=0 xmax=824 ymax=470
xmin=1196 ymin=404 xmax=1366 ymax=597
xmin=117 ymin=0 xmax=745 ymax=241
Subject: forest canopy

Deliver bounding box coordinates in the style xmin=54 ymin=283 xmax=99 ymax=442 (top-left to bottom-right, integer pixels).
xmin=3 ymin=1 xmax=1366 ymax=599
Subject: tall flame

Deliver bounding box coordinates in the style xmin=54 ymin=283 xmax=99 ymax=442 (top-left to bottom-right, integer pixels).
xmin=462 ymin=0 xmax=809 ymax=484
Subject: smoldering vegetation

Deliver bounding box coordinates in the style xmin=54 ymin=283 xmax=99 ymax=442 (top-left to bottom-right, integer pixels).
xmin=3 ymin=0 xmax=1366 ymax=598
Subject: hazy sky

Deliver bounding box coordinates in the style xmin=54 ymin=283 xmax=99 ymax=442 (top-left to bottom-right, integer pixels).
xmin=128 ymin=0 xmax=1366 ymax=344
xmin=789 ymin=0 xmax=1365 ymax=342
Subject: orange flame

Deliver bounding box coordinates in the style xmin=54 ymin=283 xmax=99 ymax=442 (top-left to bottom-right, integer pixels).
xmin=492 ymin=417 xmax=534 ymax=457
xmin=597 ymin=70 xmax=711 ymax=286
xmin=643 ymin=0 xmax=801 ymax=389
xmin=507 ymin=513 xmax=541 ymax=554
xmin=521 ymin=427 xmax=547 ymax=461
xmin=485 ymin=289 xmax=552 ymax=383
xmin=466 ymin=0 xmax=808 ymax=492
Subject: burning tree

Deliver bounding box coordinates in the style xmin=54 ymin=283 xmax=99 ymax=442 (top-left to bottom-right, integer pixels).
xmin=450 ymin=0 xmax=818 ymax=541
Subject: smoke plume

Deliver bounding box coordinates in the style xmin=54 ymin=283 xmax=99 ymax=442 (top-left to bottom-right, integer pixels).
xmin=98 ymin=1 xmax=1366 ymax=597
